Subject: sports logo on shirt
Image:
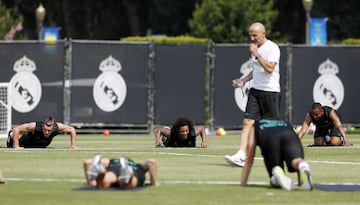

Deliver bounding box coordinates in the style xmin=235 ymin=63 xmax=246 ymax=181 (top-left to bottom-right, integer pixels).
xmin=93 ymin=55 xmax=127 ymax=112
xmin=234 ymin=59 xmax=253 ymax=112
xmin=9 ymin=56 xmax=42 ymax=113
xmin=313 ymin=58 xmax=344 ymax=109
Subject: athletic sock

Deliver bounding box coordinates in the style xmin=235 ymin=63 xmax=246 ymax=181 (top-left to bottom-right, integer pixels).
xmin=235 ymin=150 xmax=246 ymax=159
xmin=298 ymin=161 xmax=310 ymax=172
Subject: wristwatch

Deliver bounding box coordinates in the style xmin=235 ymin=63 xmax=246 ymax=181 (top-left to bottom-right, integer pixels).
xmin=255 ymin=54 xmax=261 ymax=59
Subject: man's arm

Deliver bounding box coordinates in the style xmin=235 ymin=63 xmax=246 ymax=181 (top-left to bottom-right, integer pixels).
xmin=256 ymin=56 xmax=277 ymax=73
xmin=12 ymin=122 xmax=36 ymax=149
xmin=249 ymin=43 xmax=278 ymax=73
xmin=57 ymin=123 xmax=77 ymax=149
xmin=297 ymin=113 xmax=312 ymax=140
xmin=154 ymin=127 xmax=170 ymax=147
xmin=241 ymin=125 xmax=256 ymax=186
xmin=232 ymin=71 xmax=253 ymax=88
xmin=329 ymin=110 xmax=351 ymax=146
xmin=143 ymin=158 xmax=159 ymax=186
xmin=194 ymin=126 xmax=207 ymax=148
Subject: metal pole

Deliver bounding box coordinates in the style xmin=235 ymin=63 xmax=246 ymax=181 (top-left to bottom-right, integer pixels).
xmin=306 ymin=11 xmax=310 ymax=45
xmin=37 ymin=21 xmax=43 ymax=40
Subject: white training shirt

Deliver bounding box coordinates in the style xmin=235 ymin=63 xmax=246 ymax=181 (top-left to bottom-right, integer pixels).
xmin=251 ymin=39 xmax=280 ymax=92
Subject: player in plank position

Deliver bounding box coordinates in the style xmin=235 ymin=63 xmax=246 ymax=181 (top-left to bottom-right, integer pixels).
xmin=241 ymin=119 xmax=313 ymax=191
xmin=154 ymin=117 xmax=207 ymax=148
xmin=7 ymin=116 xmax=77 ymax=149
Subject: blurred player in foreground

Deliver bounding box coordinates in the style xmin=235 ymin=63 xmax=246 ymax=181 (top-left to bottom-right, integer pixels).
xmin=7 ymin=116 xmax=77 ymax=149
xmin=154 ymin=117 xmax=207 ymax=148
xmin=241 ymin=119 xmax=313 ymax=191
xmin=84 ymin=154 xmax=158 ymax=189
xmin=297 ymin=102 xmax=351 ymax=146
xmin=0 ymin=169 xmax=5 ymax=184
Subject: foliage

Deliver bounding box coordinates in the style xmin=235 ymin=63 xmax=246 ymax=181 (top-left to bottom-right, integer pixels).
xmin=121 ymin=35 xmax=210 ymax=44
xmin=341 ymin=38 xmax=360 ymax=45
xmin=0 ymin=0 xmax=23 ymax=40
xmin=189 ymin=0 xmax=278 ymax=43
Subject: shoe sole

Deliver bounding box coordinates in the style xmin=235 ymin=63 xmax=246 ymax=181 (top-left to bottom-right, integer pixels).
xmin=224 ymin=155 xmax=244 ymax=167
xmin=272 ymin=166 xmax=294 ymax=191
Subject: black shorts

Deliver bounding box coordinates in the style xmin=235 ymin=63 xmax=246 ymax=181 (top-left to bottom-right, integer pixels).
xmin=107 ymin=159 xmax=146 ymax=187
xmin=133 ymin=165 xmax=146 ymax=187
xmin=245 ymin=88 xmax=280 ymax=120
xmin=255 ymin=120 xmax=304 ymax=177
xmin=314 ymin=126 xmax=342 ymax=138
xmin=107 ymin=159 xmax=122 ymax=176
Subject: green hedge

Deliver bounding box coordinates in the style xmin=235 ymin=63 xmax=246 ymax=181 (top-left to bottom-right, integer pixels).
xmin=121 ymin=35 xmax=210 ymax=44
xmin=341 ymin=38 xmax=360 ymax=45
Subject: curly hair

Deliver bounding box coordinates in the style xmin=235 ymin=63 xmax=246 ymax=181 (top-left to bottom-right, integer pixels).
xmin=170 ymin=117 xmax=194 ymax=138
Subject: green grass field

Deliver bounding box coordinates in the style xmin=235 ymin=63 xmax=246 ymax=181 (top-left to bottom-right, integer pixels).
xmin=0 ymin=131 xmax=360 ymax=205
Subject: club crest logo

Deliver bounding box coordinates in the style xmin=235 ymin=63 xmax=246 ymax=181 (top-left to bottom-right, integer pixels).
xmin=93 ymin=55 xmax=127 ymax=112
xmin=313 ymin=58 xmax=344 ymax=109
xmin=234 ymin=59 xmax=253 ymax=112
xmin=9 ymin=56 xmax=42 ymax=113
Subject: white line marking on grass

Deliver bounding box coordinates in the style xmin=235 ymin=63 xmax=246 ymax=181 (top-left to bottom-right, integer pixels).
xmin=308 ymin=160 xmax=360 ymax=165
xmin=6 ymin=177 xmax=84 ymax=183
xmin=2 ymin=148 xmax=360 ymax=166
xmin=5 ymin=178 xmax=360 ymax=186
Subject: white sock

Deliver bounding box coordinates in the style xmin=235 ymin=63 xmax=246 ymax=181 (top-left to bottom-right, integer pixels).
xmin=234 ymin=150 xmax=246 ymax=159
xmin=298 ymin=161 xmax=310 ymax=171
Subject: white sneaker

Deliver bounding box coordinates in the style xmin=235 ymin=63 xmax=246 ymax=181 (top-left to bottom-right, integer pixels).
xmin=299 ymin=169 xmax=313 ymax=190
xmin=224 ymin=155 xmax=245 ymax=167
xmin=118 ymin=157 xmax=133 ymax=184
xmin=271 ymin=166 xmax=295 ymax=190
xmin=270 ymin=175 xmax=281 ymax=188
xmin=86 ymin=154 xmax=104 ymax=181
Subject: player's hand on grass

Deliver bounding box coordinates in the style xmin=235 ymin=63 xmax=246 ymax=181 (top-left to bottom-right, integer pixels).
xmin=200 ymin=142 xmax=208 ymax=148
xmin=344 ymin=142 xmax=353 ymax=146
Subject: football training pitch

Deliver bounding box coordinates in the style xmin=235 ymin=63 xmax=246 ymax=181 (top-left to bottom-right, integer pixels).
xmin=0 ymin=131 xmax=359 ymax=205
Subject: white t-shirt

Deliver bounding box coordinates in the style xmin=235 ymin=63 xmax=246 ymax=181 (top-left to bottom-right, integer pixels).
xmin=251 ymin=39 xmax=280 ymax=92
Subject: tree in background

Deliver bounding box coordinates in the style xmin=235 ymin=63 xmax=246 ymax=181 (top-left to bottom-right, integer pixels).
xmin=189 ymin=0 xmax=278 ymax=43
xmin=1 ymin=0 xmax=360 ymax=43
xmin=0 ymin=0 xmax=24 ymax=40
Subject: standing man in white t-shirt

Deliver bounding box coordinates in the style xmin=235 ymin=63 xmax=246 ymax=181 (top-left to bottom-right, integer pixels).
xmin=225 ymin=22 xmax=281 ymax=167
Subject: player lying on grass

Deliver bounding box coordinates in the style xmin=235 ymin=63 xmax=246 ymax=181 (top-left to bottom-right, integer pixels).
xmin=297 ymin=102 xmax=351 ymax=146
xmin=241 ymin=119 xmax=313 ymax=191
xmin=6 ymin=116 xmax=77 ymax=149
xmin=154 ymin=117 xmax=208 ymax=148
xmin=84 ymin=154 xmax=159 ymax=189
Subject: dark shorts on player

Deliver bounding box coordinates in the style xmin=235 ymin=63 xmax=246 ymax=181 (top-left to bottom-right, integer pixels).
xmin=132 ymin=165 xmax=146 ymax=187
xmin=19 ymin=133 xmax=51 ymax=148
xmin=245 ymin=88 xmax=280 ymax=120
xmin=107 ymin=159 xmax=146 ymax=187
xmin=255 ymin=120 xmax=304 ymax=177
xmin=314 ymin=126 xmax=342 ymax=138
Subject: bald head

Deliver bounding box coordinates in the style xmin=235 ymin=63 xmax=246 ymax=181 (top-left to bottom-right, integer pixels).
xmin=249 ymin=22 xmax=266 ymax=33
xmin=248 ymin=22 xmax=267 ymax=45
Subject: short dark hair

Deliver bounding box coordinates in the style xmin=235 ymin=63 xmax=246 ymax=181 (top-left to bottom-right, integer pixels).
xmin=311 ymin=102 xmax=322 ymax=110
xmin=44 ymin=116 xmax=55 ymax=126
